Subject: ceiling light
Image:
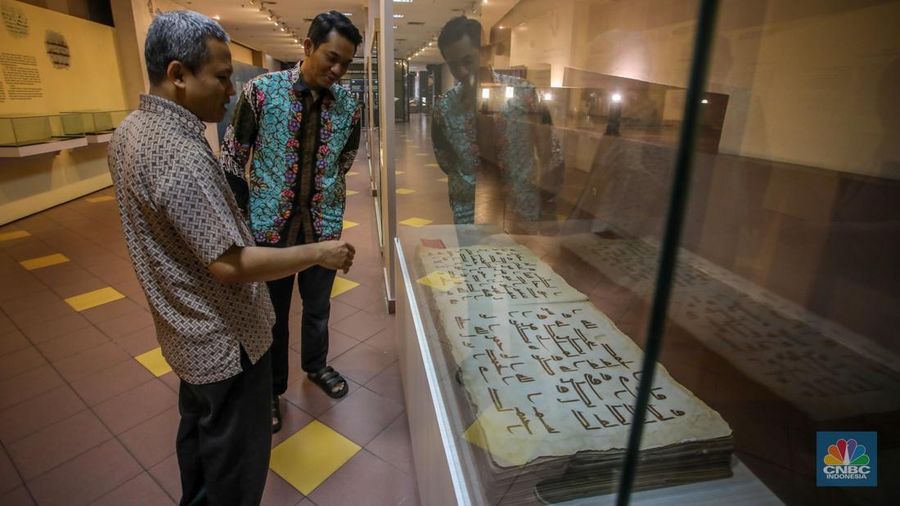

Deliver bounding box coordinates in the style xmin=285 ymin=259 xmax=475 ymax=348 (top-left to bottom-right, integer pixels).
xmin=498 ymin=26 xmax=505 ymax=29
xmin=394 ymin=0 xmax=413 ymax=3
xmin=611 ymin=93 xmax=622 ymax=103
xmin=701 ymin=99 xmax=709 ymax=104
xmin=342 ymin=12 xmax=352 ymax=16
xmin=280 ymin=26 xmax=285 ymax=31
xmin=393 ymin=14 xmax=404 ymax=18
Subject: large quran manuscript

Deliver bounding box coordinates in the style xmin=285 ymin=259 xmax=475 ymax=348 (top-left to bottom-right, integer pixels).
xmin=413 ymin=239 xmax=734 ymax=501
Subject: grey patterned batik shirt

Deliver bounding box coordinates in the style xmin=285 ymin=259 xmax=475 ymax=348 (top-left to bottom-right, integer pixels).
xmin=109 ymin=94 xmax=275 ymax=385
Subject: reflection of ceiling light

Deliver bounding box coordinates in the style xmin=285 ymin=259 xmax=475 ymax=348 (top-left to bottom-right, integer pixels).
xmin=280 ymin=27 xmax=285 ymax=31
xmin=481 ymin=88 xmax=490 ymax=99
xmin=505 ymin=87 xmax=514 ymax=99
xmin=394 ymin=0 xmax=413 ymax=3
xmin=393 ymin=14 xmax=404 ymax=18
xmin=701 ymin=99 xmax=709 ymax=104
xmin=543 ymin=92 xmax=553 ymax=101
xmin=342 ymin=12 xmax=352 ymax=16
xmin=212 ymin=15 xmax=220 ymax=20
xmin=611 ymin=93 xmax=622 ymax=103
xmin=498 ymin=26 xmax=505 ymax=29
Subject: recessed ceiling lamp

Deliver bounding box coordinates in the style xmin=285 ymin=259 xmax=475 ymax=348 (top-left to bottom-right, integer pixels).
xmin=342 ymin=12 xmax=352 ymax=16
xmin=394 ymin=0 xmax=413 ymax=3
xmin=393 ymin=14 xmax=404 ymax=18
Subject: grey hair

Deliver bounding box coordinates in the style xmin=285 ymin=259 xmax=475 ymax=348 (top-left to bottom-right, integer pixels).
xmin=145 ymin=10 xmax=229 ymax=85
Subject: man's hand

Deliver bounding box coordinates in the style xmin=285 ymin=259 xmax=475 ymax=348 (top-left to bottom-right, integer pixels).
xmin=316 ymin=240 xmax=355 ymax=273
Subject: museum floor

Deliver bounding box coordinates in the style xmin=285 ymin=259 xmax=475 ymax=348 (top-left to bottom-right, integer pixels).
xmin=0 ymin=142 xmax=416 ymax=505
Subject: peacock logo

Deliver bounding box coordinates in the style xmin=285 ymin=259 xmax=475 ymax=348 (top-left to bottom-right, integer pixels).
xmin=823 ymin=438 xmax=869 ymax=466
xmin=817 ymin=432 xmax=877 ymax=487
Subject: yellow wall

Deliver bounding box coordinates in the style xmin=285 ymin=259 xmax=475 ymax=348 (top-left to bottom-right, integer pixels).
xmin=0 ymin=0 xmax=129 ymax=224
xmin=0 ymin=0 xmax=128 ymax=115
xmin=229 ymin=41 xmax=254 ymax=66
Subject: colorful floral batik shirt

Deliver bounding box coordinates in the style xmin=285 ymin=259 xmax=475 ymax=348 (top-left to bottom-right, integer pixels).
xmin=221 ymin=66 xmax=361 ymax=245
xmin=432 ymin=71 xmax=563 ymax=225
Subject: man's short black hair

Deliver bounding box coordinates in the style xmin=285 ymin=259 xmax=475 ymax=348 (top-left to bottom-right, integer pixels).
xmin=438 ymin=16 xmax=481 ymax=56
xmin=308 ymin=11 xmax=363 ymax=49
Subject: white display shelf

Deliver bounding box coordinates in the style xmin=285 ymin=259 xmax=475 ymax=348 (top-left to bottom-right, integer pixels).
xmin=0 ymin=137 xmax=89 ymax=158
xmin=86 ymin=133 xmax=113 ymax=144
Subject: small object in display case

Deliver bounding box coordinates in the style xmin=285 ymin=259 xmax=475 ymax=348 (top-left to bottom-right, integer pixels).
xmin=0 ymin=113 xmax=82 ymax=146
xmin=61 ymin=110 xmax=130 ymax=134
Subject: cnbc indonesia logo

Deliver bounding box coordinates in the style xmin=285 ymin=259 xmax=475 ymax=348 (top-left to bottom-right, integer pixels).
xmin=817 ymin=432 xmax=877 ymax=487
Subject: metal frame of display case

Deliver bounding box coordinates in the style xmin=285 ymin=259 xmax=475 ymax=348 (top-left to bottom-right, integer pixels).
xmin=365 ymin=0 xmax=398 ymax=314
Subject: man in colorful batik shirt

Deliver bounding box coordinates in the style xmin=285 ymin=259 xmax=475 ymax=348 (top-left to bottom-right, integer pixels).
xmin=432 ymin=16 xmax=563 ymax=228
xmin=221 ymin=11 xmax=362 ymax=432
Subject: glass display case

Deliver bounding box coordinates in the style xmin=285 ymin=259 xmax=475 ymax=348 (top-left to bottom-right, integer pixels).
xmin=0 ymin=113 xmax=84 ymax=146
xmin=389 ymin=0 xmax=899 ymax=504
xmin=61 ymin=110 xmax=130 ymax=134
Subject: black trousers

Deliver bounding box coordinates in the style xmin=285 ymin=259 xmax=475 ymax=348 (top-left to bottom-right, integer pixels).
xmin=176 ymin=348 xmax=272 ymax=506
xmin=267 ymin=265 xmax=337 ymax=396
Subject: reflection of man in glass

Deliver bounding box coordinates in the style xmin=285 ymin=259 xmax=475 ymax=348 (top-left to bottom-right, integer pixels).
xmin=432 ymin=16 xmax=562 ymax=228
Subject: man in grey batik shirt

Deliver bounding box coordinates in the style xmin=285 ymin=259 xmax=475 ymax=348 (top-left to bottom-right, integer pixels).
xmin=108 ymin=11 xmax=354 ymax=505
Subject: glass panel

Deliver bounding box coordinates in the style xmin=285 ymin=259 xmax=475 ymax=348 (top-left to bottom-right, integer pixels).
xmin=388 ymin=0 xmax=776 ymax=503
xmin=648 ymin=1 xmax=900 ymax=505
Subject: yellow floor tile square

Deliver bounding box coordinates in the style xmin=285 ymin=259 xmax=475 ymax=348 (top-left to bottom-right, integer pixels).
xmin=342 ymin=220 xmax=359 ymax=230
xmin=331 ymin=277 xmax=359 ymax=298
xmin=20 ymin=253 xmax=70 ymax=271
xmin=396 ymin=188 xmax=416 ymax=195
xmin=346 ymin=171 xmax=359 ymax=176
xmin=346 ymin=190 xmax=359 ymax=196
xmin=86 ymin=195 xmax=115 ymax=203
xmin=399 ymin=217 xmax=433 ymax=228
xmin=65 ymin=287 xmax=125 ymax=312
xmin=135 ymin=347 xmax=172 ymax=377
xmin=416 ymin=271 xmax=462 ymax=292
xmin=270 ymin=420 xmax=360 ymax=495
xmin=0 ymin=230 xmax=31 ymax=242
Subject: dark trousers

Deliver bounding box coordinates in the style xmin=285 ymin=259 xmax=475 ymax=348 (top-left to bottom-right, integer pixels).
xmin=176 ymin=348 xmax=272 ymax=506
xmin=267 ymin=265 xmax=337 ymax=396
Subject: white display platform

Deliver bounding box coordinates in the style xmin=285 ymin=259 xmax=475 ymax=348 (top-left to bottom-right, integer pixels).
xmin=0 ymin=137 xmax=89 ymax=158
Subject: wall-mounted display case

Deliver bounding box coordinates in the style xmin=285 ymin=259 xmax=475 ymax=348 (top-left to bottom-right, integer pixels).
xmin=61 ymin=110 xmax=130 ymax=134
xmin=0 ymin=113 xmax=85 ymax=146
